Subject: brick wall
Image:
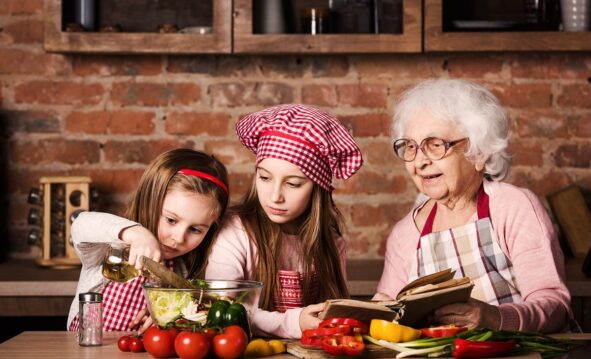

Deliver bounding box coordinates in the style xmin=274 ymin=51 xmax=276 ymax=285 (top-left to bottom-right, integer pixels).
xmin=1 ymin=0 xmax=590 ymax=259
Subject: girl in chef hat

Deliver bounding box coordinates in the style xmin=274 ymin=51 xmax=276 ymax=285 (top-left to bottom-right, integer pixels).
xmin=205 ymin=104 xmax=363 ymax=338
xmin=67 ymin=148 xmax=229 ymax=333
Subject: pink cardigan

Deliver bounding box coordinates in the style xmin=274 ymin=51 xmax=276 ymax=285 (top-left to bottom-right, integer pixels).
xmin=205 ymin=216 xmax=347 ymax=339
xmin=376 ymin=180 xmax=571 ymax=333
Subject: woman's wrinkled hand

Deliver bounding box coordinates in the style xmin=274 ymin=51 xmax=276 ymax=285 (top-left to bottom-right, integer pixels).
xmin=119 ymin=225 xmax=162 ymax=270
xmin=433 ymin=298 xmax=501 ymax=330
xmin=299 ymin=302 xmax=325 ymax=332
xmin=129 ymin=307 xmax=154 ymax=334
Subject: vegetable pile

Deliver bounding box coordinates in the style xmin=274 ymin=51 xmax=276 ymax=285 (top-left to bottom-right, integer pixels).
xmin=117 ymin=297 xmax=252 ymax=359
xmin=365 ymin=327 xmax=583 ymax=358
xmin=301 ymin=317 xmax=369 ymax=356
xmin=117 ymin=324 xmax=249 ymax=359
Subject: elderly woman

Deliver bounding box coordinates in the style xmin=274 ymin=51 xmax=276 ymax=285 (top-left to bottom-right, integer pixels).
xmin=374 ymin=79 xmax=571 ymax=333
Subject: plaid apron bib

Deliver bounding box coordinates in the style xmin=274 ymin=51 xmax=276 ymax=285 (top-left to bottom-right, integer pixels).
xmin=273 ymin=270 xmax=319 ymax=312
xmin=408 ymin=186 xmax=522 ymax=305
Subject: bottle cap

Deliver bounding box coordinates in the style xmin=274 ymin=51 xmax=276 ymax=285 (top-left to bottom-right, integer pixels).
xmin=79 ymin=292 xmax=103 ymax=302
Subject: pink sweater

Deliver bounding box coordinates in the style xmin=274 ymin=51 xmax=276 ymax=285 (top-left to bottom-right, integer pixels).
xmin=376 ymin=181 xmax=571 ymax=333
xmin=205 ymin=216 xmax=347 ymax=339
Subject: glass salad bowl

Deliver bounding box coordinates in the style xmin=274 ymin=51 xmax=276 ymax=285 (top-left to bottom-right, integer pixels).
xmin=143 ymin=280 xmax=263 ymax=328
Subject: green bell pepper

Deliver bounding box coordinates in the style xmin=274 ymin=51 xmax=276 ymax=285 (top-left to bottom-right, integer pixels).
xmin=206 ymin=299 xmax=230 ymax=328
xmin=206 ymin=300 xmax=250 ymax=338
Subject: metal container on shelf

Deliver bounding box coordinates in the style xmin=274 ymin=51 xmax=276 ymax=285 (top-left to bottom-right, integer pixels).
xmin=75 ymin=0 xmax=96 ymax=31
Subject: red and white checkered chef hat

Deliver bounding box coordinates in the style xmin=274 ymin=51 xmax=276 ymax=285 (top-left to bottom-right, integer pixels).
xmin=236 ymin=104 xmax=363 ymax=191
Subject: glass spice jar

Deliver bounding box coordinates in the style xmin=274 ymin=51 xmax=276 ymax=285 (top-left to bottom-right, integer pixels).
xmin=78 ymin=292 xmax=103 ymax=346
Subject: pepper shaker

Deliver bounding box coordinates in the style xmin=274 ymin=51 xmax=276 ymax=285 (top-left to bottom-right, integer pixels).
xmin=78 ymin=292 xmax=103 ymax=346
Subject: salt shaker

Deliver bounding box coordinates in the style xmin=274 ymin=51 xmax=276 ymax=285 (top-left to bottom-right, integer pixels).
xmin=78 ymin=292 xmax=103 ymax=346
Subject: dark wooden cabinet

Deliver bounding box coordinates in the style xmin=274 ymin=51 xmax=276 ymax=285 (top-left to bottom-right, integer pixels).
xmin=233 ymin=0 xmax=422 ymax=54
xmin=44 ymin=0 xmax=232 ymax=54
xmin=42 ymin=1 xmax=591 ymax=54
xmin=425 ymin=0 xmax=591 ymax=52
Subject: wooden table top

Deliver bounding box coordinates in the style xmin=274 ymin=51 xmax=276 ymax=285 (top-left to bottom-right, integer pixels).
xmin=0 ymin=332 xmax=294 ymax=359
xmin=1 ymin=332 xmax=590 ymax=359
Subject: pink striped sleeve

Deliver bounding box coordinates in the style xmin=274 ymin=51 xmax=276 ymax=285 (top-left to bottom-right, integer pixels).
xmin=488 ymin=182 xmax=571 ymax=333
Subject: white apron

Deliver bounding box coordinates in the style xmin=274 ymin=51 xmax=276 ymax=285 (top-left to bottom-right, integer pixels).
xmin=408 ymin=186 xmax=522 ymax=305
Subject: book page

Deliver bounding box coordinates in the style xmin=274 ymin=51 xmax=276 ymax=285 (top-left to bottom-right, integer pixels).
xmin=395 ymin=268 xmax=455 ymax=300
xmin=401 ymin=277 xmax=472 ymax=296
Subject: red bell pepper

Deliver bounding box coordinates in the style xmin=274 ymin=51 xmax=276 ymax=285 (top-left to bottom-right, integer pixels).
xmin=453 ymin=338 xmax=517 ymax=358
xmin=301 ymin=328 xmax=324 ymax=346
xmin=341 ymin=335 xmax=365 ymax=355
xmin=421 ymin=324 xmax=468 ymax=338
xmin=319 ymin=317 xmax=369 ymax=335
xmin=321 ymin=335 xmax=365 ymax=356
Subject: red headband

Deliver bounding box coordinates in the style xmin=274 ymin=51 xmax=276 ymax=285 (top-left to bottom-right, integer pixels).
xmin=177 ymin=169 xmax=228 ymax=194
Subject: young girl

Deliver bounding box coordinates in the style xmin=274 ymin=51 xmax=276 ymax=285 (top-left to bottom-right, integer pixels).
xmin=67 ymin=148 xmax=229 ymax=332
xmin=205 ymin=104 xmax=363 ymax=338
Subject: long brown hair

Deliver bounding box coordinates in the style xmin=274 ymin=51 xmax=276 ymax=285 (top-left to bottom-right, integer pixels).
xmin=234 ymin=178 xmax=350 ymax=311
xmin=125 ymin=148 xmax=229 ymax=278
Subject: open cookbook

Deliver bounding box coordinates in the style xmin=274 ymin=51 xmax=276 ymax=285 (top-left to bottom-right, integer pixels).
xmin=320 ymin=268 xmax=474 ymax=328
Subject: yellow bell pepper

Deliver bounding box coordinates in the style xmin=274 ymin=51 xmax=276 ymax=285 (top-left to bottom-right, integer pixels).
xmin=369 ymin=319 xmax=421 ymax=343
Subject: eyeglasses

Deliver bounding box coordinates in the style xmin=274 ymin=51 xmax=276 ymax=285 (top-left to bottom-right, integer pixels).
xmin=392 ymin=137 xmax=468 ymax=162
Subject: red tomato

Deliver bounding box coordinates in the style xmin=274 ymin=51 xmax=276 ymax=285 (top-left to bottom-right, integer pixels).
xmin=117 ymin=335 xmax=132 ymax=352
xmin=174 ymin=331 xmax=210 ymax=359
xmin=202 ymin=328 xmax=218 ymax=341
xmin=212 ymin=325 xmax=248 ymax=359
xmin=143 ymin=326 xmax=178 ymax=358
xmin=128 ymin=336 xmax=145 ymax=353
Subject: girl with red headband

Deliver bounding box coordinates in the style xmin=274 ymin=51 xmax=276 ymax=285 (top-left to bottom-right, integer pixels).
xmin=206 ymin=104 xmax=363 ymax=338
xmin=67 ymin=148 xmax=229 ymax=333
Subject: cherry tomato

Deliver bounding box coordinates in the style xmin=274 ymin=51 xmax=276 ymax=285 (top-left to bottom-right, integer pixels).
xmin=143 ymin=326 xmax=178 ymax=358
xmin=128 ymin=336 xmax=145 ymax=353
xmin=117 ymin=334 xmax=133 ymax=352
xmin=212 ymin=325 xmax=248 ymax=359
xmin=174 ymin=331 xmax=210 ymax=359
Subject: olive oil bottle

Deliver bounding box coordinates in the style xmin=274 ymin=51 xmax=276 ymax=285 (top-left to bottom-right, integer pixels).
xmin=101 ymin=246 xmax=140 ymax=283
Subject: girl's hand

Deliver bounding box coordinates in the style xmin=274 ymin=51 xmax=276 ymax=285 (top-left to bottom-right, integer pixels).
xmin=299 ymin=302 xmax=325 ymax=331
xmin=129 ymin=307 xmax=154 ymax=334
xmin=433 ymin=298 xmax=501 ymax=330
xmin=119 ymin=225 xmax=162 ymax=270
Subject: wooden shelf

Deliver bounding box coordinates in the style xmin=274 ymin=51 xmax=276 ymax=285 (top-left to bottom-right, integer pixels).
xmin=43 ymin=0 xmax=591 ymax=54
xmin=43 ymin=0 xmax=232 ymax=54
xmin=233 ymin=0 xmax=422 ymax=54
xmin=425 ymin=0 xmax=591 ymax=52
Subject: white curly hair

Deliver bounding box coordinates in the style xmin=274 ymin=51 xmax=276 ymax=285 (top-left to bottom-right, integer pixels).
xmin=392 ymin=79 xmax=511 ymax=181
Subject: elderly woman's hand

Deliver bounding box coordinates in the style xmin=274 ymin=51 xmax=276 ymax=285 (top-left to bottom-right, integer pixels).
xmin=432 ymin=298 xmax=501 ymax=330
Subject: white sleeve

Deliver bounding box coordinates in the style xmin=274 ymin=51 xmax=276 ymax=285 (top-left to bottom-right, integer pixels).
xmin=71 ymin=211 xmax=139 ymax=268
xmin=67 ymin=212 xmax=139 ymax=329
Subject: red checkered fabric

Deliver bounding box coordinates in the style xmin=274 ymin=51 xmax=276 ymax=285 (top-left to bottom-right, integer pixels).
xmin=273 ymin=270 xmax=319 ymax=312
xmin=236 ymin=104 xmax=363 ymax=191
xmin=69 ymin=261 xmax=175 ymax=332
xmin=69 ymin=276 xmax=147 ymax=332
